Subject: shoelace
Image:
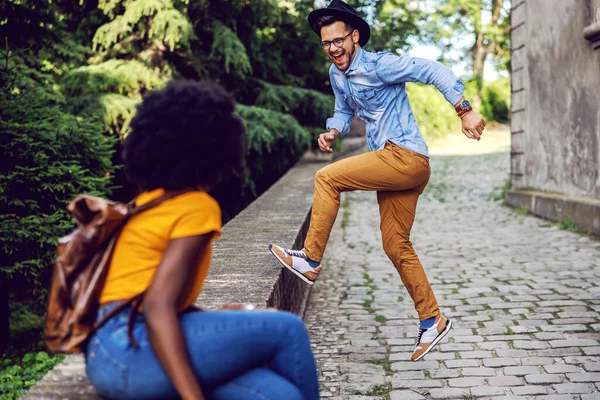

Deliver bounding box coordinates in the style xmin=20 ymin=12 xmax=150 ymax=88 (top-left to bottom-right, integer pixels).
xmin=416 ymin=326 xmax=428 ymax=345
xmin=286 ymin=249 xmax=307 ymax=259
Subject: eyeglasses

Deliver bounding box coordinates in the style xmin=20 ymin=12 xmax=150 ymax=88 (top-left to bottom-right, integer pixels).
xmin=320 ymin=31 xmax=354 ymax=50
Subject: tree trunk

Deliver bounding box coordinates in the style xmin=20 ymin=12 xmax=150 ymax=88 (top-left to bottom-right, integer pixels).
xmin=0 ymin=279 xmax=9 ymax=355
xmin=471 ymin=30 xmax=488 ymax=112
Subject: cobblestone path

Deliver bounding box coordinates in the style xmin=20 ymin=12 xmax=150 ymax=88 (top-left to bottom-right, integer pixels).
xmin=304 ymin=139 xmax=600 ymax=400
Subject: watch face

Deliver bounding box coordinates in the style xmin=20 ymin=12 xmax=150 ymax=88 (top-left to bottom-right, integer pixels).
xmin=462 ymin=100 xmax=471 ymax=109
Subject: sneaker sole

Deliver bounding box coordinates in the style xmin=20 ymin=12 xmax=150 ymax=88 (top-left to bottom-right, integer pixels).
xmin=269 ymin=244 xmax=315 ymax=286
xmin=412 ymin=319 xmax=453 ymax=362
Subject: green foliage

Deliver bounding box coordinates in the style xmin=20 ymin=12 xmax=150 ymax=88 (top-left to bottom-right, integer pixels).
xmin=208 ymin=104 xmax=311 ymax=221
xmin=93 ymin=0 xmax=195 ymax=53
xmin=0 ymin=85 xmax=116 ymax=292
xmin=0 ymin=351 xmax=64 ymax=399
xmin=481 ymin=78 xmax=510 ymax=123
xmin=364 ymin=0 xmax=422 ymax=52
xmin=406 ymin=83 xmax=461 ymax=139
xmin=254 ymin=80 xmax=334 ymax=127
xmin=67 ymin=93 xmax=139 ymax=137
xmin=210 ymin=21 xmax=253 ymax=78
xmin=236 ymin=104 xmax=310 ymax=176
xmin=420 ymin=0 xmax=511 ymax=82
xmin=62 ymin=59 xmax=165 ymax=98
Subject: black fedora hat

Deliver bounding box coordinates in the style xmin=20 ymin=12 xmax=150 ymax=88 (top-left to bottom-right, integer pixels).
xmin=308 ymin=0 xmax=371 ymax=47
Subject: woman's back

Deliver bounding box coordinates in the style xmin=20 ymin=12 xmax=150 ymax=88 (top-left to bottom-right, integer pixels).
xmin=100 ymin=189 xmax=222 ymax=310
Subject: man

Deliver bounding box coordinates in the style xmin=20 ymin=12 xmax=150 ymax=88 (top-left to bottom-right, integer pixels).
xmin=270 ymin=0 xmax=486 ymax=361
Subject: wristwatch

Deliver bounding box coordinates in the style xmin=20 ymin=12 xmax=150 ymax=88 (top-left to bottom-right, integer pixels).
xmin=455 ymin=99 xmax=473 ymax=118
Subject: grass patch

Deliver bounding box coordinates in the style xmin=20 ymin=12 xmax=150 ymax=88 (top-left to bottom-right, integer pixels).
xmin=367 ymin=284 xmax=377 ymax=296
xmin=514 ymin=205 xmax=529 ymax=215
xmin=1 ymin=301 xmax=65 ymax=400
xmin=361 ymin=299 xmax=377 ymax=313
xmin=491 ymin=177 xmax=511 ymax=201
xmin=375 ymin=315 xmax=388 ymax=323
xmin=558 ymin=220 xmax=586 ymax=234
xmin=370 ymin=359 xmax=393 ymax=375
xmin=341 ymin=198 xmax=351 ymax=229
xmin=363 ymin=384 xmax=391 ymax=396
xmin=505 ymin=327 xmax=516 ymax=335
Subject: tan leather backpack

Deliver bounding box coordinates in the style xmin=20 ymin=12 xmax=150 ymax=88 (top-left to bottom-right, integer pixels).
xmin=44 ymin=190 xmax=191 ymax=353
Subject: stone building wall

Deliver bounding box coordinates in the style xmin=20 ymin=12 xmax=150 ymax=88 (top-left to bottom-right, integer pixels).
xmin=510 ymin=0 xmax=600 ymax=199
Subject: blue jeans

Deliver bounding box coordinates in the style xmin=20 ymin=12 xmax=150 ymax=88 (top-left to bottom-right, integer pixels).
xmin=85 ymin=304 xmax=320 ymax=400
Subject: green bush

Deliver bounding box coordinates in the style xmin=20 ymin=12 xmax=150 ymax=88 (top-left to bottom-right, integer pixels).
xmin=61 ymin=59 xmax=166 ymax=98
xmin=0 ymin=351 xmax=64 ymax=400
xmin=406 ymin=83 xmax=461 ymax=140
xmin=481 ymin=78 xmax=511 ymax=123
xmin=253 ymin=80 xmax=334 ymax=127
xmin=0 ymin=87 xmax=116 ymax=300
xmin=210 ymin=104 xmax=311 ymax=222
xmin=405 ymin=78 xmax=511 ymax=141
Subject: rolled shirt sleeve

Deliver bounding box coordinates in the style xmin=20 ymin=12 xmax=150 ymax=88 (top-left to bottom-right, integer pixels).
xmin=375 ymin=53 xmax=465 ymax=106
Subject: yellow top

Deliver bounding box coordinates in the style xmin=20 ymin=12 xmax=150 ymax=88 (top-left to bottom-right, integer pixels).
xmin=99 ymin=189 xmax=222 ymax=310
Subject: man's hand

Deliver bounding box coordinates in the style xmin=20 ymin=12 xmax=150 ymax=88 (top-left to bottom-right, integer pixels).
xmin=461 ymin=111 xmax=486 ymax=141
xmin=318 ymin=129 xmax=340 ymax=153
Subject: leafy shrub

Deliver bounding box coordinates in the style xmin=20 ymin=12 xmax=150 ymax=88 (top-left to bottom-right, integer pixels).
xmin=0 ymin=351 xmax=64 ymax=400
xmin=253 ymin=80 xmax=334 ymax=127
xmin=210 ymin=104 xmax=311 ymax=222
xmin=0 ymin=87 xmax=116 ymax=301
xmin=481 ymin=78 xmax=511 ymax=123
xmin=406 ymin=83 xmax=461 ymax=140
xmin=62 ymin=60 xmax=166 ymax=98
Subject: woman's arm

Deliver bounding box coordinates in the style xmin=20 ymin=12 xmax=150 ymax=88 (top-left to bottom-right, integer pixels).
xmin=143 ymin=234 xmax=212 ymax=400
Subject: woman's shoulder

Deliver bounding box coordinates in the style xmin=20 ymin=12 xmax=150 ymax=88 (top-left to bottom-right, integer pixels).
xmin=168 ymin=190 xmax=221 ymax=213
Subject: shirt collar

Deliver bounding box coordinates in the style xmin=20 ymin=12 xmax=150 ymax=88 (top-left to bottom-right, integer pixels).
xmin=345 ymin=47 xmax=364 ymax=75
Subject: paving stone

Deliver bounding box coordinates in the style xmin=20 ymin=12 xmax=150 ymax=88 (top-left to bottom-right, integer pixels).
xmin=513 ymin=340 xmax=549 ymax=350
xmin=391 ymin=361 xmax=440 ymax=371
xmin=390 ymin=371 xmax=424 ymax=380
xmin=448 ymin=377 xmax=486 ymax=387
xmin=429 ymin=368 xmax=460 ymax=379
xmin=553 ymin=383 xmax=597 ymax=394
xmin=544 ymin=364 xmax=583 ymax=373
xmin=427 ymin=388 xmax=470 ymax=399
xmin=504 ymin=366 xmax=542 ymax=376
xmin=519 ymin=357 xmax=555 ymax=366
xmin=488 ymin=376 xmax=525 ymax=386
xmin=483 ymin=358 xmax=518 ymax=367
xmin=524 ymin=374 xmax=564 ymax=384
xmin=459 ymin=351 xmax=493 ymax=359
xmin=511 ymin=386 xmax=548 ymax=395
xmin=391 ymin=379 xmax=443 ymax=389
xmin=580 ymin=394 xmax=600 ymax=400
xmin=389 ymin=391 xmax=426 ymax=400
xmin=583 ymin=363 xmax=600 ymax=372
xmin=566 ymin=373 xmax=600 ymax=382
xmin=445 ymin=359 xmax=480 ymax=369
xmin=550 ymin=340 xmax=599 ymax=348
xmin=461 ymin=367 xmax=497 ymax=377
xmin=470 ymin=386 xmax=506 ymax=397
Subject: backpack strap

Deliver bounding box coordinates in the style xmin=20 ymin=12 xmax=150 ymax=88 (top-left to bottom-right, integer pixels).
xmin=129 ymin=188 xmax=199 ymax=216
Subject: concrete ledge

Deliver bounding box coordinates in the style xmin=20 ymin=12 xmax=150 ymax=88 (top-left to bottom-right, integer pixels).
xmin=506 ymin=189 xmax=600 ymax=236
xmin=23 ymin=138 xmax=366 ymax=399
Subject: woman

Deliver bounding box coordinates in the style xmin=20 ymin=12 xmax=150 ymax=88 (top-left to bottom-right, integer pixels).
xmin=85 ymin=80 xmax=320 ymax=400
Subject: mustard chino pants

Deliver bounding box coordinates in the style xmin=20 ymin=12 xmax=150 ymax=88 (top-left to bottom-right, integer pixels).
xmin=303 ymin=141 xmax=439 ymax=320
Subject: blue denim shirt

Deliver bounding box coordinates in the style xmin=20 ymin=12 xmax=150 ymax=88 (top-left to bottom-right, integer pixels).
xmin=326 ymin=48 xmax=465 ymax=157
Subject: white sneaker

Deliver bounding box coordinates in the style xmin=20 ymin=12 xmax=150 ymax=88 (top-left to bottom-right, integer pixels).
xmin=269 ymin=244 xmax=322 ymax=285
xmin=411 ymin=314 xmax=452 ymax=361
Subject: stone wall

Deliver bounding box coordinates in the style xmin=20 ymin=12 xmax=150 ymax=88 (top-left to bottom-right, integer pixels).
xmin=508 ymin=0 xmax=600 ymax=234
